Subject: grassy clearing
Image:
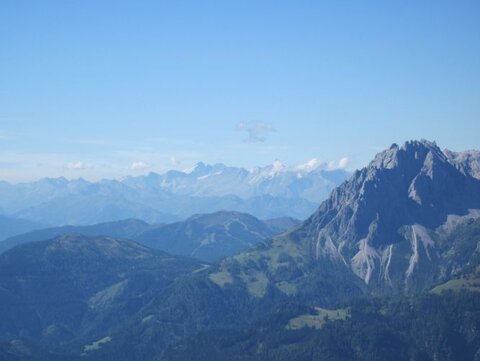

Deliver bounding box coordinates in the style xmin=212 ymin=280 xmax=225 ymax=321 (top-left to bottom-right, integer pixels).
xmin=276 ymin=281 xmax=298 ymax=296
xmin=209 ymin=270 xmax=234 ymax=287
xmin=431 ymin=276 xmax=480 ymax=294
xmin=286 ymin=307 xmax=348 ymax=330
xmin=240 ymin=270 xmax=269 ymax=298
xmin=234 ymin=236 xmax=304 ymax=271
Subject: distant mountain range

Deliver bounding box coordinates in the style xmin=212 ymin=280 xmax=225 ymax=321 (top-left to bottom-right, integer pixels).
xmin=0 ymin=161 xmax=349 ymax=226
xmin=1 ymin=140 xmax=480 ymax=360
xmin=0 ymin=211 xmax=301 ymax=261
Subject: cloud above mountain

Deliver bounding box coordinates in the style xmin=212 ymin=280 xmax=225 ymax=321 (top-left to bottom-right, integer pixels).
xmin=236 ymin=121 xmax=275 ymax=143
xmin=66 ymin=161 xmax=93 ymax=170
xmin=130 ymin=161 xmax=150 ymax=171
xmin=294 ymin=157 xmax=350 ymax=172
xmin=328 ymin=157 xmax=350 ymax=170
xmin=338 ymin=157 xmax=349 ymax=169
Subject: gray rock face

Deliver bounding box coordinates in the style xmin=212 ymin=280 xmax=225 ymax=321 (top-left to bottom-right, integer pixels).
xmin=445 ymin=148 xmax=480 ymax=179
xmin=298 ymin=140 xmax=480 ymax=291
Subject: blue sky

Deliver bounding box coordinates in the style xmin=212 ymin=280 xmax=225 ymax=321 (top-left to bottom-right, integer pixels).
xmin=1 ymin=1 xmax=479 ymax=181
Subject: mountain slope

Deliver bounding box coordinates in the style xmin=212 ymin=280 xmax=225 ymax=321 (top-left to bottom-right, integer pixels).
xmin=263 ymin=217 xmax=302 ymax=234
xmin=158 ymin=291 xmax=480 ymax=361
xmin=0 ymin=235 xmax=201 ymax=353
xmin=137 ymin=211 xmax=281 ymax=262
xmin=0 ymin=218 xmax=151 ymax=254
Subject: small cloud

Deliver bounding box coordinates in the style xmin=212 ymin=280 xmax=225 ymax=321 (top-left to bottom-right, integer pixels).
xmin=66 ymin=161 xmax=93 ymax=170
xmin=130 ymin=161 xmax=150 ymax=171
xmin=295 ymin=158 xmax=327 ymax=172
xmin=236 ymin=121 xmax=275 ymax=143
xmin=327 ymin=157 xmax=350 ymax=170
xmin=338 ymin=157 xmax=349 ymax=169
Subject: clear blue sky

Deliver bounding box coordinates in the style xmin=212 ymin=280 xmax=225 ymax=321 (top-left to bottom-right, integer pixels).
xmin=1 ymin=1 xmax=479 ymax=181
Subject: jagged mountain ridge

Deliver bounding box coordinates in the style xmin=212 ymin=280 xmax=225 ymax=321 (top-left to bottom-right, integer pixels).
xmin=0 ymin=160 xmax=348 ymax=225
xmin=122 ymin=160 xmax=348 ymax=202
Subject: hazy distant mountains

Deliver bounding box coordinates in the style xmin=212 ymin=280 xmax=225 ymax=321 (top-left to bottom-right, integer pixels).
xmin=0 ymin=218 xmax=151 ymax=254
xmin=0 ymin=212 xmax=301 ymax=262
xmin=0 ymin=161 xmax=349 ymax=226
xmin=0 ymin=215 xmax=44 ymax=242
xmin=121 ymin=160 xmax=348 ymax=202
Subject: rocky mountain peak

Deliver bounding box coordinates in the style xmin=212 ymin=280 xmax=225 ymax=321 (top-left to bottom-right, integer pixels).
xmin=371 ymin=139 xmax=445 ymax=172
xmin=299 ymin=140 xmax=480 ymax=289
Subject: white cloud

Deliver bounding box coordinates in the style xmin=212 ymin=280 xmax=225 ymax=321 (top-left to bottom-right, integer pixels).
xmin=327 ymin=157 xmax=350 ymax=170
xmin=295 ymin=158 xmax=326 ymax=172
xmin=236 ymin=121 xmax=275 ymax=143
xmin=130 ymin=161 xmax=150 ymax=171
xmin=338 ymin=157 xmax=349 ymax=169
xmin=66 ymin=161 xmax=93 ymax=170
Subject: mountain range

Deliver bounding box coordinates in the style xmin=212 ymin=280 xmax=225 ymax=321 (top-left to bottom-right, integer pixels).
xmin=0 ymin=161 xmax=349 ymax=226
xmin=0 ymin=218 xmax=151 ymax=254
xmin=0 ymin=212 xmax=301 ymax=262
xmin=0 ymin=140 xmax=479 ymax=360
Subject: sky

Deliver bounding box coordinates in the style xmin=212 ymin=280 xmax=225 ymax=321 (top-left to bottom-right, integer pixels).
xmin=1 ymin=1 xmax=479 ymax=182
